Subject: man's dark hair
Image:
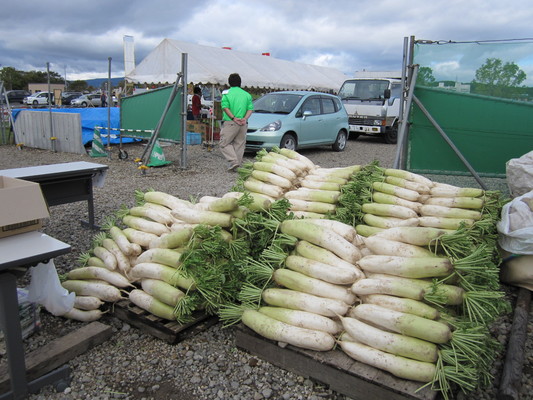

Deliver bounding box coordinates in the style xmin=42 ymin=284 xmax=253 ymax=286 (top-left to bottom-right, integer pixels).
xmin=193 ymin=86 xmax=202 ymax=95
xmin=228 ymin=73 xmax=241 ymax=87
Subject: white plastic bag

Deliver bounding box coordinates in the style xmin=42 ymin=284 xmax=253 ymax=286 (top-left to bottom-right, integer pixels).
xmin=506 ymin=150 xmax=533 ymax=198
xmin=497 ymin=190 xmax=533 ymax=254
xmin=26 ymin=260 xmax=75 ymax=316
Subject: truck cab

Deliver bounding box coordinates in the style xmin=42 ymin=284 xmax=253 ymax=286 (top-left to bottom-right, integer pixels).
xmin=338 ymin=78 xmax=402 ymax=144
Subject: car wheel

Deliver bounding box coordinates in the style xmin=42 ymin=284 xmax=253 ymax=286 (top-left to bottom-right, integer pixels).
xmin=33 ymin=100 xmax=38 ymax=105
xmin=82 ymin=102 xmax=88 ymax=107
xmin=384 ymin=124 xmax=398 ymax=144
xmin=280 ymin=133 xmax=297 ymax=151
xmin=332 ymin=130 xmax=347 ymax=152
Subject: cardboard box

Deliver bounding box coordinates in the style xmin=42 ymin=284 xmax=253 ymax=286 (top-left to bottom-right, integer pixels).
xmin=0 ymin=176 xmax=50 ymax=238
xmin=186 ymin=120 xmax=209 ymax=134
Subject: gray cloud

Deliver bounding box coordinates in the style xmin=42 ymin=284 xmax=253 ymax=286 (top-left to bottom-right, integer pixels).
xmin=1 ymin=0 xmax=533 ymax=84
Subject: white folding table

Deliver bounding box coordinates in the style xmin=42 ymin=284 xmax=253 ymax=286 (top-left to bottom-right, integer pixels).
xmin=0 ymin=161 xmax=108 ymax=229
xmin=0 ymin=231 xmax=71 ymax=399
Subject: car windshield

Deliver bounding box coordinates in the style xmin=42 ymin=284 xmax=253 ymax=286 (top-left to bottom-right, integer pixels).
xmin=253 ymin=93 xmax=303 ymax=114
xmin=338 ymin=80 xmax=390 ymax=100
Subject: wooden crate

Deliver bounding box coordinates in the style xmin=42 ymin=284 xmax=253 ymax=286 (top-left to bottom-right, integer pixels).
xmin=235 ymin=324 xmax=437 ymax=400
xmin=112 ymin=299 xmax=218 ymax=344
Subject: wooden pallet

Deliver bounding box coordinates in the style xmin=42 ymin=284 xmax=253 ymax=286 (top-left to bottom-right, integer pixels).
xmin=111 ymin=299 xmax=218 ymax=344
xmin=235 ymin=324 xmax=437 ymax=400
xmin=0 ymin=321 xmax=113 ymax=393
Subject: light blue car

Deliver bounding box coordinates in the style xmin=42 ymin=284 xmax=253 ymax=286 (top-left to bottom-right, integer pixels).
xmin=246 ymin=91 xmax=349 ymax=152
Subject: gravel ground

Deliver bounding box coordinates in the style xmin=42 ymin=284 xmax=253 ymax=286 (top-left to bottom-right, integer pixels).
xmin=0 ymin=136 xmax=530 ymax=400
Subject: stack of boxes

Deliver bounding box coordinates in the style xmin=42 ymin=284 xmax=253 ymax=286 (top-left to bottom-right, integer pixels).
xmin=186 ymin=120 xmax=221 ymax=144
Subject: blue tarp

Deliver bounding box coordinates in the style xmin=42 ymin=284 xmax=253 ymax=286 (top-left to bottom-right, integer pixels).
xmin=11 ymin=108 xmax=138 ymax=145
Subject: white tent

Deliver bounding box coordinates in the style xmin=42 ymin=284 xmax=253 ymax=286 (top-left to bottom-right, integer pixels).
xmin=126 ymin=39 xmax=350 ymax=92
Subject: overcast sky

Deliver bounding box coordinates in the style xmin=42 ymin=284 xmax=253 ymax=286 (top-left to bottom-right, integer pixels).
xmin=2 ymin=0 xmax=533 ymax=84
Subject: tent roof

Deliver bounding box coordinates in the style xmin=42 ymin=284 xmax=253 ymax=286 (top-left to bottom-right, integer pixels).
xmin=126 ymin=39 xmax=349 ymax=92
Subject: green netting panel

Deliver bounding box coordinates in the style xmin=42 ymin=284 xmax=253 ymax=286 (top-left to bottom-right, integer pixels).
xmin=407 ymin=39 xmax=533 ymax=177
xmin=120 ymin=85 xmax=183 ymax=142
xmin=407 ymin=86 xmax=533 ymax=177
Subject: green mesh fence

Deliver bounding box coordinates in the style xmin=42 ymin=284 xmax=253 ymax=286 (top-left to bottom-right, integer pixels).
xmin=120 ymin=85 xmax=183 ymax=142
xmin=408 ymin=39 xmax=533 ymax=176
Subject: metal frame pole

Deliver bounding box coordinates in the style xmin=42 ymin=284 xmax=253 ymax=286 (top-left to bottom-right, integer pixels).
xmin=0 ymin=81 xmax=6 ymax=144
xmin=107 ymin=57 xmax=112 ymax=157
xmin=393 ymin=63 xmax=419 ymax=169
xmin=397 ymin=36 xmax=408 ymax=138
xmin=180 ymin=53 xmax=188 ymax=169
xmin=411 ymin=95 xmax=487 ymax=189
xmin=139 ymin=72 xmax=183 ymax=165
xmin=47 ymin=62 xmax=55 ymax=152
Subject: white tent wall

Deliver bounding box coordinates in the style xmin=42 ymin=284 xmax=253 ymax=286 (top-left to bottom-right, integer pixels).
xmin=126 ymin=39 xmax=350 ymax=92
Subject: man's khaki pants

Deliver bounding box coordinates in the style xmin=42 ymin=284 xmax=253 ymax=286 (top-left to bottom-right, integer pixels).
xmin=220 ymin=120 xmax=247 ymax=167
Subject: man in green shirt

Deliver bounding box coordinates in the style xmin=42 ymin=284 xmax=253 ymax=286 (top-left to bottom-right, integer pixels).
xmin=220 ymin=73 xmax=254 ymax=171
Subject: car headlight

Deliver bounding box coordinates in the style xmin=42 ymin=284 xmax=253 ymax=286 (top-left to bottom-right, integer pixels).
xmin=373 ymin=119 xmax=382 ymax=126
xmin=259 ymin=120 xmax=281 ymax=132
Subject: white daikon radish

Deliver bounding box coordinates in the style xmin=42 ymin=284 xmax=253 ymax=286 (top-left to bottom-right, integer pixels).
xmin=338 ymin=340 xmax=436 ymax=383
xmin=258 ymin=306 xmax=342 ymax=335
xmin=62 ymin=280 xmax=122 ymax=302
xmin=262 ymin=288 xmax=350 ymax=317
xmin=129 ymin=289 xmax=176 ymax=321
xmin=242 ymin=309 xmax=335 ymax=351
xmin=363 ymin=236 xmax=435 ymax=258
xmin=339 ymin=316 xmax=439 ymax=363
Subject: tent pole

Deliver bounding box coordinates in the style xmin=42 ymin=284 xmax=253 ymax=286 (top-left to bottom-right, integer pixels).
xmin=210 ymin=84 xmax=215 ymax=144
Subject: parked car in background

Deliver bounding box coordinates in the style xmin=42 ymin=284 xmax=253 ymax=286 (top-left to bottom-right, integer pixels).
xmin=4 ymin=90 xmax=31 ymax=104
xmin=61 ymin=91 xmax=82 ymax=105
xmin=24 ymin=92 xmax=54 ymax=105
xmin=71 ymin=94 xmax=102 ymax=107
xmin=246 ymin=91 xmax=349 ymax=152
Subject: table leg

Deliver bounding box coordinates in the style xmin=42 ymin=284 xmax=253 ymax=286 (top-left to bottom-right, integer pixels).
xmin=87 ymin=179 xmax=95 ymax=228
xmin=0 ymin=273 xmax=28 ymax=400
xmin=80 ymin=178 xmax=99 ymax=230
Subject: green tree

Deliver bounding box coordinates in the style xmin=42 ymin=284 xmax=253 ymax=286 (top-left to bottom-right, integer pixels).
xmin=0 ymin=67 xmax=26 ymax=90
xmin=68 ymin=80 xmax=89 ymax=92
xmin=24 ymin=70 xmax=64 ymax=84
xmin=472 ymin=58 xmax=526 ymax=98
xmin=1 ymin=66 xmax=66 ymax=90
xmin=416 ymin=66 xmax=436 ymax=87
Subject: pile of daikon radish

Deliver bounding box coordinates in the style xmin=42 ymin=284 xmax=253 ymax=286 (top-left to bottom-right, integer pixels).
xmin=333 ymin=164 xmax=506 ymax=397
xmin=224 ymin=159 xmax=507 ymax=399
xmin=56 ymin=146 xmax=507 ymax=399
xmin=60 ymin=190 xmax=251 ymax=323
xmin=234 ymin=148 xmax=360 ymax=218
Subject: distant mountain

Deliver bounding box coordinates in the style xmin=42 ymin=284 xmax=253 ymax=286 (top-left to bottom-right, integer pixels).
xmin=85 ymin=77 xmax=125 ymax=88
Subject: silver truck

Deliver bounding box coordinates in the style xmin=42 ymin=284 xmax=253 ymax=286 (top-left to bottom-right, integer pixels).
xmin=338 ymin=76 xmax=402 ymax=144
